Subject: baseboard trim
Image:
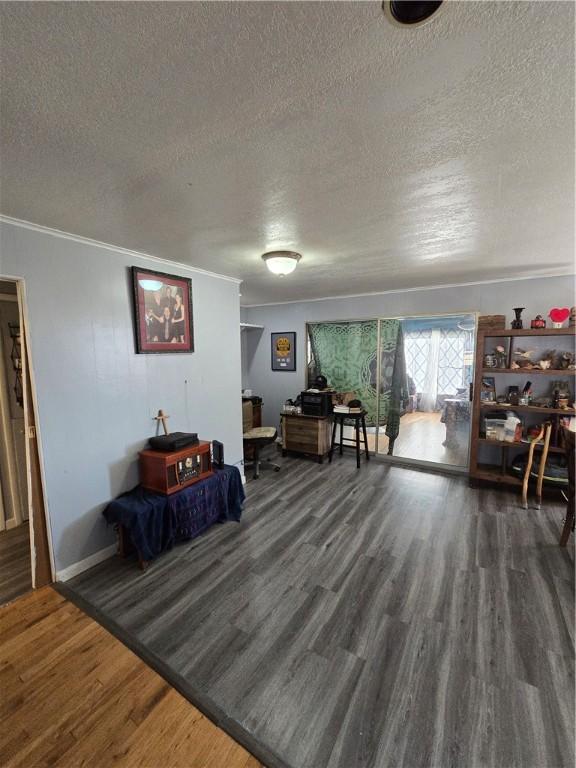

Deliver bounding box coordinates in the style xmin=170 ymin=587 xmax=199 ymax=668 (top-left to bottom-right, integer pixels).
xmin=56 ymin=544 xmax=117 ymax=582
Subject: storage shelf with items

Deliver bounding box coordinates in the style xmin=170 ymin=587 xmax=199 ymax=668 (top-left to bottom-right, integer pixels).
xmin=470 ymin=322 xmax=575 ymax=487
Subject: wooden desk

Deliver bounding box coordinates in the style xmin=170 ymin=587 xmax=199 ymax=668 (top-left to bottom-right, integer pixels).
xmin=281 ymin=412 xmax=332 ymax=463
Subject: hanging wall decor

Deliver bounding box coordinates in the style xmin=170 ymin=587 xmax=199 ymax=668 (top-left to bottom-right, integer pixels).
xmin=271 ymin=332 xmax=296 ymax=371
xmin=131 ymin=267 xmax=194 ymax=354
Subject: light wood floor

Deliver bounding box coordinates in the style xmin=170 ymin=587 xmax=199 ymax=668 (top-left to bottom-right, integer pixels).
xmin=0 ymin=587 xmax=263 ymax=768
xmin=372 ymin=411 xmax=469 ymax=465
xmin=0 ymin=523 xmax=32 ymax=606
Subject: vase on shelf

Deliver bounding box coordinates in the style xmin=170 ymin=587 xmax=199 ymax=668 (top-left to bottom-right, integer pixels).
xmin=511 ymin=307 xmax=524 ymax=329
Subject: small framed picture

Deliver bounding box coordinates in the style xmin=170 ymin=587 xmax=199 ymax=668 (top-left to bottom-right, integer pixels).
xmin=271 ymin=332 xmax=296 ymax=371
xmin=131 ymin=267 xmax=194 ymax=354
xmin=480 ymin=376 xmax=496 ymax=402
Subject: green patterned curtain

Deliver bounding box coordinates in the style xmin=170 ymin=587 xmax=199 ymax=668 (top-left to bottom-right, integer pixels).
xmin=307 ymin=319 xmax=407 ymax=441
xmin=378 ymin=319 xmax=401 ymax=429
xmin=381 ymin=320 xmax=407 ymax=449
xmin=307 ymin=321 xmax=380 ymax=425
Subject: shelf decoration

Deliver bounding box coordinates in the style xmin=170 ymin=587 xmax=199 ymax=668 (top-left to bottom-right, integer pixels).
xmin=531 ymin=314 xmax=546 ymax=329
xmin=549 ymin=307 xmax=570 ymax=329
xmin=511 ymin=307 xmax=524 ymax=329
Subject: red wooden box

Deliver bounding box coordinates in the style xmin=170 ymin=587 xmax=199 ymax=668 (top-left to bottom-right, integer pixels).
xmin=139 ymin=441 xmax=213 ymax=495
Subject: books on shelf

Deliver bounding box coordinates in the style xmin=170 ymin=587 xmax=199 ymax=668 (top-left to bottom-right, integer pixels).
xmin=333 ymin=405 xmax=362 ymax=414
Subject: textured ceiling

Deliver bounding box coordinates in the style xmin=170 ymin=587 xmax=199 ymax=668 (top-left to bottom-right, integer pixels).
xmin=1 ymin=1 xmax=574 ymax=305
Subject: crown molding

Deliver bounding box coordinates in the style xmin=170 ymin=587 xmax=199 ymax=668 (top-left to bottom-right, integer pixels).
xmin=0 ymin=215 xmax=243 ymax=285
xmin=241 ymin=271 xmax=575 ymax=308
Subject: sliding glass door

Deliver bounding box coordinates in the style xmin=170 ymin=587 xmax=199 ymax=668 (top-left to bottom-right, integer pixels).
xmin=376 ymin=314 xmax=476 ymax=468
xmin=306 ymin=313 xmax=476 ymax=469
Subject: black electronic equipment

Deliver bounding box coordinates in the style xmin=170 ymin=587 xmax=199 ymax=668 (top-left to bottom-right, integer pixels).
xmin=212 ymin=440 xmax=225 ymax=469
xmin=314 ymin=375 xmax=328 ymax=390
xmin=148 ymin=432 xmax=198 ymax=452
xmin=301 ymin=391 xmax=333 ymax=417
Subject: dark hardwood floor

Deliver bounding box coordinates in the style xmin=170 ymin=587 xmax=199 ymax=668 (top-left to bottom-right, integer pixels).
xmin=66 ymin=454 xmax=575 ymax=768
xmin=0 ymin=523 xmax=32 ymax=606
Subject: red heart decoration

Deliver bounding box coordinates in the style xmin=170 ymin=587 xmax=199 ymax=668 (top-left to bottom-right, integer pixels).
xmin=549 ymin=307 xmax=570 ymax=323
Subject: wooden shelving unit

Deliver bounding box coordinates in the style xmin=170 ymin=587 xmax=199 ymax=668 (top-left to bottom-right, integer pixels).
xmin=479 ymin=403 xmax=575 ymax=415
xmin=481 ymin=368 xmax=573 ymax=376
xmin=469 ymin=325 xmax=575 ymax=487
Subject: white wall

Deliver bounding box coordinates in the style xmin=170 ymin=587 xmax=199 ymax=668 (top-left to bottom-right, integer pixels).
xmin=0 ymin=219 xmax=244 ymax=573
xmin=242 ymin=276 xmax=575 ymax=429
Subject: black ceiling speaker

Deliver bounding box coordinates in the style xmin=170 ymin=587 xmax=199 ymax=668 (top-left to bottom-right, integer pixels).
xmin=384 ymin=1 xmax=443 ymax=26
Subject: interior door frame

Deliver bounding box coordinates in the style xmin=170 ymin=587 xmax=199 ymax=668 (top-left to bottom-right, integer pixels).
xmin=375 ymin=311 xmax=479 ymax=472
xmin=0 ymin=274 xmax=55 ymax=587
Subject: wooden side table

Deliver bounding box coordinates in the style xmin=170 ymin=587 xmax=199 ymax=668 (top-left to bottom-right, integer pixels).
xmin=281 ymin=412 xmax=332 ymax=463
xmin=329 ymin=411 xmax=370 ymax=469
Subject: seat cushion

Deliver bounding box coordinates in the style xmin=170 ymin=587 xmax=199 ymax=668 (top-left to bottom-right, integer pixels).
xmin=243 ymin=427 xmax=277 ymax=442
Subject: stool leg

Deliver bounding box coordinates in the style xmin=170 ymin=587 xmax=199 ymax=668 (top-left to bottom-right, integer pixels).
xmin=253 ymin=446 xmax=260 ymax=479
xmin=362 ymin=416 xmax=370 ymax=461
xmin=339 ymin=419 xmax=344 ymax=456
xmin=329 ymin=419 xmax=337 ymax=463
xmin=355 ymin=419 xmax=361 ymax=468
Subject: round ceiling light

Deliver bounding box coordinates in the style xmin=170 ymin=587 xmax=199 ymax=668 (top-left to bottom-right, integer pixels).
xmin=262 ymin=251 xmax=302 ymax=276
xmin=383 ymin=0 xmax=443 ymax=27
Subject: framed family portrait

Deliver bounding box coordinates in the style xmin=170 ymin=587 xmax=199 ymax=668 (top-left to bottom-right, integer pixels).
xmin=131 ymin=267 xmax=194 ymax=354
xmin=271 ymin=332 xmax=296 ymax=371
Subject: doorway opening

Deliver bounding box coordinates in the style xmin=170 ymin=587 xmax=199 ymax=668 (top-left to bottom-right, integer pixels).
xmin=375 ymin=314 xmax=476 ymax=469
xmin=0 ymin=278 xmax=53 ymax=606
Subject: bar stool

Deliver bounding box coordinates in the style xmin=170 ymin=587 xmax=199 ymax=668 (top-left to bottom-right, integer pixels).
xmin=329 ymin=411 xmax=370 ymax=469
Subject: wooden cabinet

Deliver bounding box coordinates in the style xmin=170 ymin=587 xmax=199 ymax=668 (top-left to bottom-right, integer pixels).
xmin=139 ymin=442 xmax=212 ymax=494
xmin=281 ymin=413 xmax=332 ymax=463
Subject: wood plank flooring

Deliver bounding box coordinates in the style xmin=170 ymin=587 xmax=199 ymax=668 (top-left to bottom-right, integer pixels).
xmin=0 ymin=587 xmax=263 ymax=768
xmin=67 ymin=454 xmax=575 ymax=768
xmin=376 ymin=410 xmax=468 ymax=465
xmin=0 ymin=523 xmax=31 ymax=606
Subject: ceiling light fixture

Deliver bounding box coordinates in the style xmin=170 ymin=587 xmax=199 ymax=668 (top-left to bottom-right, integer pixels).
xmin=383 ymin=0 xmax=443 ymax=27
xmin=262 ymin=251 xmax=302 ymax=276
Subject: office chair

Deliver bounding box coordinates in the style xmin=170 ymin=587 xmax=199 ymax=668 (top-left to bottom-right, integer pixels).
xmin=242 ymin=401 xmax=280 ymax=479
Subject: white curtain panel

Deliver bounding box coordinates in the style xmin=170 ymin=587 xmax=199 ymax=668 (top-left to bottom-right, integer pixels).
xmin=420 ymin=328 xmax=441 ymax=411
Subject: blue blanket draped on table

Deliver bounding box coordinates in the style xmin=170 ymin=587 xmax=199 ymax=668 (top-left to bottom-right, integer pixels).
xmin=103 ymin=465 xmax=245 ymax=562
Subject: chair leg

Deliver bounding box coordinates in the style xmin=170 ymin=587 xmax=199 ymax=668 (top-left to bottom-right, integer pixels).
xmin=253 ymin=446 xmax=260 ymax=479
xmin=560 ymin=499 xmax=575 ymax=546
xmin=535 ymin=424 xmax=552 ymax=510
xmin=362 ymin=416 xmax=370 ymax=461
xmin=522 ymin=427 xmax=541 ymax=509
xmin=355 ymin=420 xmax=361 ymax=469
xmin=329 ymin=419 xmax=337 ymax=463
xmin=339 ymin=419 xmax=344 ymax=455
